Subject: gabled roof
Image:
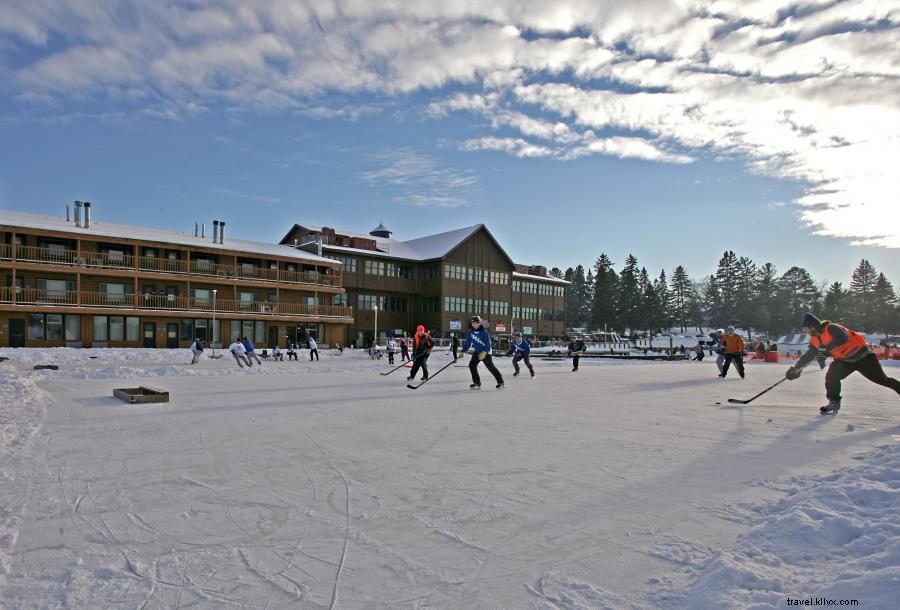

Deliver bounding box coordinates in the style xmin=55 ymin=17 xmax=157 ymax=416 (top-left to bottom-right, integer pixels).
xmin=0 ymin=209 xmax=337 ymax=264
xmin=281 ymin=222 xmax=516 ymax=266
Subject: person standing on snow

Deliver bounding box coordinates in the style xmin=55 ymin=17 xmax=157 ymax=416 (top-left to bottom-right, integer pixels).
xmin=308 ymin=336 xmax=319 ymax=361
xmin=568 ymin=336 xmax=586 ymax=372
xmin=386 ymin=337 xmax=397 ymax=365
xmin=505 ymin=332 xmax=535 ymax=377
xmin=450 ymin=333 xmax=460 ymax=361
xmin=243 ymin=336 xmax=263 ymax=366
xmin=707 ymin=329 xmax=726 ymax=374
xmin=229 ymin=338 xmax=252 ymax=367
xmin=785 ymin=312 xmax=900 ymax=414
xmin=407 ymin=325 xmax=434 ymax=381
xmin=463 ymin=316 xmax=504 ymax=389
xmin=718 ymin=325 xmax=745 ymax=378
xmin=190 ymin=337 xmax=204 ymax=364
xmin=400 ymin=338 xmax=410 ymax=362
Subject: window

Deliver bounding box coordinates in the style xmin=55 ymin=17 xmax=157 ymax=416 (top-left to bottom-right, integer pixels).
xmin=423 ymin=265 xmax=439 ymax=280
xmin=386 ymin=263 xmax=414 ymax=279
xmin=326 ymin=255 xmax=356 ymax=273
xmin=167 ymin=251 xmax=179 ymax=260
xmin=422 ymin=296 xmax=440 ymax=312
xmin=99 ymin=283 xmax=130 ymax=304
xmin=334 ymin=293 xmax=348 ymax=306
xmin=27 ymin=314 xmax=44 ymax=340
xmin=46 ymin=314 xmax=63 ymax=340
xmin=255 ymin=321 xmax=265 ymax=343
xmin=194 ymin=319 xmax=208 ymax=341
xmin=37 ymin=278 xmax=74 ymax=299
xmin=110 ymin=316 xmax=125 ymax=341
xmin=242 ymin=320 xmax=254 ymax=341
xmin=383 ymin=297 xmax=408 ymax=312
xmin=444 ymin=264 xmax=466 ymax=280
xmin=93 ymin=316 xmax=108 ymax=341
xmin=65 ymin=315 xmax=81 ymax=341
xmin=365 ymin=260 xmax=384 ymax=276
xmin=240 ymin=262 xmax=258 ymax=276
xmin=144 ymin=248 xmax=157 ymax=258
xmin=444 ymin=296 xmax=467 ymax=313
xmin=191 ymin=289 xmax=211 ymax=305
xmin=126 ymin=317 xmax=139 ymax=341
xmin=238 ymin=292 xmax=258 ymax=303
xmin=180 ymin=319 xmax=194 ymax=341
xmin=357 ymin=294 xmax=385 ymax=310
xmin=230 ymin=320 xmax=241 ymax=342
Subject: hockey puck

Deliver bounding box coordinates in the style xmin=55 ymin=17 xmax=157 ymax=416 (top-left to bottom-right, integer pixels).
xmin=715 ymin=401 xmax=721 ymax=405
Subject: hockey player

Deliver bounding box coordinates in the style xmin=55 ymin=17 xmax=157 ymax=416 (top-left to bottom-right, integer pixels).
xmin=718 ymin=325 xmax=745 ymax=378
xmin=190 ymin=337 xmax=204 ymax=364
xmin=785 ymin=312 xmax=900 ymax=413
xmin=243 ymin=336 xmax=262 ymax=365
xmin=229 ymin=339 xmax=251 ymax=367
xmin=568 ymin=336 xmax=586 ymax=371
xmin=707 ymin=329 xmax=725 ymax=374
xmin=505 ymin=332 xmax=535 ymax=377
xmin=407 ymin=325 xmax=433 ymax=381
xmin=386 ymin=337 xmax=397 ymax=364
xmin=400 ymin=339 xmax=410 ymax=362
xmin=463 ymin=316 xmax=504 ymax=389
xmin=451 ymin=333 xmax=460 ymax=360
xmin=308 ymin=336 xmax=319 ymax=361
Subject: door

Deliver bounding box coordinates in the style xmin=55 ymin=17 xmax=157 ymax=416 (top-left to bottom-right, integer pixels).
xmin=166 ymin=323 xmax=178 ymax=348
xmin=9 ymin=319 xmax=25 ymax=348
xmin=268 ymin=325 xmax=280 ymax=348
xmin=143 ymin=322 xmax=156 ymax=348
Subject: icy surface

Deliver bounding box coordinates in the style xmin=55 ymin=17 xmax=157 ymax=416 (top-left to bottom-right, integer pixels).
xmin=0 ymin=349 xmax=898 ymax=608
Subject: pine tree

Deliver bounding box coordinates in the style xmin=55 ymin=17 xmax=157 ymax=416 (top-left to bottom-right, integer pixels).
xmin=582 ymin=270 xmax=595 ymax=325
xmin=654 ymin=270 xmax=672 ymax=332
xmin=754 ymin=263 xmax=778 ymax=334
xmin=618 ymin=255 xmax=641 ymax=334
xmin=872 ymin=273 xmax=897 ymax=333
xmin=772 ymin=266 xmax=821 ymax=334
xmin=734 ymin=256 xmax=758 ymax=336
xmin=822 ymin=282 xmax=848 ymax=322
xmin=549 ymin=267 xmax=563 ymax=279
xmin=669 ymin=265 xmax=692 ymax=332
xmin=590 ymin=254 xmax=619 ymax=331
xmin=712 ymin=251 xmax=740 ymax=325
xmin=849 ymin=259 xmax=878 ymax=330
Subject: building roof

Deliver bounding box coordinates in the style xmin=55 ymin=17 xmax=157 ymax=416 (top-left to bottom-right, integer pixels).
xmin=282 ymin=223 xmax=516 ymax=266
xmin=512 ymin=271 xmax=570 ymax=285
xmin=0 ymin=209 xmax=337 ymax=265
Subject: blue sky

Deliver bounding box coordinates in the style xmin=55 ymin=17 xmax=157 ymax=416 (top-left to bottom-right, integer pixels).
xmin=1 ymin=1 xmax=898 ymax=287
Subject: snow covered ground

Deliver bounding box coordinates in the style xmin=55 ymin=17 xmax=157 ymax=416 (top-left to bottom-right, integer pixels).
xmin=0 ymin=348 xmax=898 ymax=608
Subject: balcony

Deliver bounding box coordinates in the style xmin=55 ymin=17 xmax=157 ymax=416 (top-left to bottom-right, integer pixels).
xmin=0 ymin=288 xmax=353 ymax=319
xmin=0 ymin=245 xmax=341 ymax=288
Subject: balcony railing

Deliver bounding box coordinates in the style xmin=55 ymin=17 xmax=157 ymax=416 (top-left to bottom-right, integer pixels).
xmin=0 ymin=288 xmax=353 ymax=318
xmin=0 ymin=245 xmax=341 ymax=287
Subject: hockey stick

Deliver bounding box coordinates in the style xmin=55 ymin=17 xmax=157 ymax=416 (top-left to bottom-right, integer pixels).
xmin=727 ymin=378 xmax=787 ymax=404
xmin=380 ymin=351 xmax=428 ymax=376
xmin=407 ymin=358 xmax=458 ymax=389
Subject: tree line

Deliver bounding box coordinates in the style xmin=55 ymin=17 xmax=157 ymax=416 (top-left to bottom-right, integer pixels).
xmin=549 ymin=254 xmax=899 ymax=337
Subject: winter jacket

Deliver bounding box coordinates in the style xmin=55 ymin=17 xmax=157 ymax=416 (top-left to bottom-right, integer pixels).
xmin=463 ymin=328 xmax=492 ymax=354
xmin=387 ymin=339 xmax=397 ymax=353
xmin=230 ymin=342 xmax=246 ymax=355
xmin=718 ymin=333 xmax=745 ymax=354
xmin=505 ymin=339 xmax=531 ymax=357
xmin=568 ymin=340 xmax=586 ymax=354
xmin=191 ymin=340 xmax=203 ymax=353
xmin=242 ymin=339 xmax=255 ymax=353
xmin=413 ymin=333 xmax=434 ymax=356
xmin=706 ymin=335 xmax=725 ymax=354
xmin=796 ymin=321 xmax=869 ymax=368
xmin=308 ymin=338 xmax=317 ymax=350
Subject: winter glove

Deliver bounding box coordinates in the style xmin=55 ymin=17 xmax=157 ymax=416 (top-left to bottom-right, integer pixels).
xmin=785 ymin=367 xmax=801 ymax=381
xmin=478 ymin=352 xmax=487 ymax=361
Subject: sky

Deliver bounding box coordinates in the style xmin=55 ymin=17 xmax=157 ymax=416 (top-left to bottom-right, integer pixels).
xmin=0 ymin=0 xmax=898 ymax=287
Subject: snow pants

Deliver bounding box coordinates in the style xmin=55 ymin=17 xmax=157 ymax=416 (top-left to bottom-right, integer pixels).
xmin=825 ymin=353 xmax=900 ymax=401
xmin=722 ymin=353 xmax=745 ymax=378
xmin=247 ymin=351 xmax=262 ymax=365
xmin=469 ymin=353 xmax=503 ymax=385
xmin=232 ymin=352 xmax=251 ymax=367
xmin=387 ymin=351 xmax=395 ymax=364
xmin=512 ymin=353 xmax=534 ymax=375
xmin=409 ymin=353 xmax=429 ymax=379
xmin=310 ymin=348 xmax=319 ymax=361
xmin=715 ymin=352 xmax=725 ymax=374
xmin=571 ymin=354 xmax=580 ymax=370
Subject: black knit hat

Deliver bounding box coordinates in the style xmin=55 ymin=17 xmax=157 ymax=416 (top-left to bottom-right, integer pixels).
xmin=801 ymin=312 xmax=821 ymax=329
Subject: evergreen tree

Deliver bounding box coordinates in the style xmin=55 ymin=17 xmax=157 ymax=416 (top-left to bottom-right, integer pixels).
xmin=549 ymin=267 xmax=563 ymax=279
xmin=669 ymin=265 xmax=692 ymax=332
xmin=654 ymin=270 xmax=672 ymax=331
xmin=567 ymin=265 xmax=588 ymax=327
xmin=754 ymin=263 xmax=778 ymax=333
xmin=618 ymin=255 xmax=641 ymax=334
xmin=688 ymin=280 xmax=706 ymax=331
xmin=701 ymin=274 xmax=720 ymax=327
xmin=582 ymin=269 xmax=595 ymax=325
xmin=712 ymin=251 xmax=739 ymax=324
xmin=849 ymin=259 xmax=878 ymax=330
xmin=822 ymin=282 xmax=848 ymax=322
xmin=771 ymin=266 xmax=821 ymax=334
xmin=872 ymin=273 xmax=897 ymax=333
xmin=734 ymin=256 xmax=758 ymax=336
xmin=590 ymin=254 xmax=619 ymax=331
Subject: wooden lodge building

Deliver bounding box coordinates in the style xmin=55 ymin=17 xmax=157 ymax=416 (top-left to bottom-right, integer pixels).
xmin=280 ymin=222 xmax=568 ymax=347
xmin=0 ymin=206 xmax=352 ymax=348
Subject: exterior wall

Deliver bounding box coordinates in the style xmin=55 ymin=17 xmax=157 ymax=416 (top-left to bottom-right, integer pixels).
xmin=0 ymin=224 xmax=352 ymax=349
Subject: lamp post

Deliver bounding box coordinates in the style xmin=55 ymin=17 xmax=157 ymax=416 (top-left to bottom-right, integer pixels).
xmin=374 ymin=305 xmax=378 ymax=351
xmin=212 ymin=289 xmax=217 ymax=358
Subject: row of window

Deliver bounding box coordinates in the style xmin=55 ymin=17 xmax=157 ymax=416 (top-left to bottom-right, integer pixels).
xmin=512 ymin=307 xmax=566 ymax=321
xmin=444 ymin=297 xmax=509 ymax=316
xmin=363 ymin=260 xmax=416 ymax=279
xmin=444 ymin=265 xmax=510 ymax=285
xmin=512 ymin=280 xmax=565 ymax=297
xmin=327 ymin=255 xmax=357 ymax=273
xmin=27 ymin=313 xmax=81 ymax=341
xmin=357 ymin=294 xmax=409 ymax=312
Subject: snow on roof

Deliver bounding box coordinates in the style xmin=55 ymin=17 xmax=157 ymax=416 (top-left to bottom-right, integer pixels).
xmin=0 ymin=209 xmax=337 ymax=265
xmin=512 ymin=271 xmax=570 ymax=285
xmin=309 ymin=224 xmax=488 ymax=262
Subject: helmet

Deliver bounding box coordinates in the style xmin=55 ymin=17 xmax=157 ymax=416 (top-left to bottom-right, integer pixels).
xmin=726 ymin=325 xmax=735 ymax=333
xmin=716 ymin=328 xmax=725 ymax=335
xmin=416 ymin=325 xmax=425 ymax=333
xmin=471 ymin=315 xmax=482 ymax=324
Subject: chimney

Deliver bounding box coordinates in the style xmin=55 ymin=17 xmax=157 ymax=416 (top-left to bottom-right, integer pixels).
xmin=218 ymin=221 xmax=225 ymax=244
xmin=293 ymin=238 xmax=298 ymax=248
xmin=66 ymin=203 xmax=71 ymax=222
xmin=194 ymin=222 xmax=199 ymax=237
xmin=201 ymin=223 xmax=206 ymax=239
xmin=212 ymin=220 xmax=219 ymax=244
xmin=74 ymin=201 xmax=83 ymax=227
xmin=316 ymin=235 xmax=323 ymax=257
xmin=83 ymin=201 xmax=92 ymax=228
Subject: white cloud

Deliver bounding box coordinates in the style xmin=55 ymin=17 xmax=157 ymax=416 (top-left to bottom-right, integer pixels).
xmin=359 ymin=148 xmax=480 ymax=207
xmin=2 ymin=0 xmax=898 ymax=245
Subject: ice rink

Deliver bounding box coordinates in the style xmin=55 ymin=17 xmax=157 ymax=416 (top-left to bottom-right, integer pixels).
xmin=1 ymin=349 xmax=898 ymax=608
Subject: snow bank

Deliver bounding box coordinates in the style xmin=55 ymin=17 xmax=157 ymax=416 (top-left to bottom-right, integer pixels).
xmin=655 ymin=444 xmax=900 ymax=609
